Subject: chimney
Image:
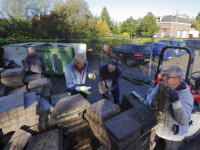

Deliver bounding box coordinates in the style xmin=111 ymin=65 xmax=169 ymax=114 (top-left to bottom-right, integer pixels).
xmin=176 ymin=9 xmax=178 ymax=22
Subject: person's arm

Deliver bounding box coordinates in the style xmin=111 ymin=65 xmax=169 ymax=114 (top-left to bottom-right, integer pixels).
xmin=146 ymin=84 xmax=159 ymax=106
xmin=109 ymin=50 xmax=118 ymax=62
xmin=65 ymin=66 xmax=78 ymax=91
xmin=40 ymin=56 xmax=45 ymax=71
xmin=172 ymin=93 xmax=194 ymax=126
xmin=24 ymin=58 xmax=29 ymax=75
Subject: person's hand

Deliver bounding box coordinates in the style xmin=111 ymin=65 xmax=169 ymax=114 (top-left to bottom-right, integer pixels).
xmin=76 ymin=86 xmax=91 ymax=95
xmin=88 ymin=73 xmax=96 ymax=80
xmin=164 ymin=88 xmax=179 ymax=103
xmin=102 ymin=81 xmax=106 ymax=86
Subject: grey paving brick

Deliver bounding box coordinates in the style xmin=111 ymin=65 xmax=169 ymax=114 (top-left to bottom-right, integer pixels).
xmin=28 ymin=78 xmax=49 ymax=89
xmin=103 ymin=112 xmax=142 ymax=142
xmin=24 ymin=74 xmax=42 ymax=83
xmin=1 ymin=68 xmax=24 ymax=78
xmin=8 ymin=85 xmax=27 ymax=95
xmin=54 ymin=94 xmax=90 ymax=118
xmin=86 ymin=99 xmax=120 ymax=123
xmin=0 ymin=92 xmax=24 ymax=117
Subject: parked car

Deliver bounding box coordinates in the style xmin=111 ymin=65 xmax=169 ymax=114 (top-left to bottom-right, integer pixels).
xmin=158 ymin=40 xmax=186 ymax=57
xmin=184 ymin=40 xmax=200 ymax=56
xmin=112 ymin=43 xmax=151 ymax=66
xmin=143 ymin=42 xmax=174 ymax=62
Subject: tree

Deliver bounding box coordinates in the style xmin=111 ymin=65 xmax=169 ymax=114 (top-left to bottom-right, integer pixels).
xmin=0 ymin=0 xmax=52 ymax=19
xmin=95 ymin=19 xmax=109 ymax=35
xmin=191 ymin=20 xmax=200 ymax=32
xmin=112 ymin=21 xmax=120 ymax=35
xmin=120 ymin=16 xmax=137 ymax=36
xmin=196 ymin=12 xmax=200 ymax=22
xmin=100 ymin=7 xmax=114 ymax=32
xmin=138 ymin=12 xmax=160 ymax=37
xmin=31 ymin=11 xmax=65 ymax=39
xmin=54 ymin=0 xmax=96 ymax=36
xmin=0 ymin=17 xmax=31 ymax=38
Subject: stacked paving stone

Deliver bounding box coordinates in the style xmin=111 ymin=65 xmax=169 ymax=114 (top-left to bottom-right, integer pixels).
xmin=0 ymin=91 xmax=54 ymax=135
xmin=1 ymin=68 xmax=24 ymax=89
xmin=26 ymin=128 xmax=62 ymax=150
xmin=3 ymin=129 xmax=32 ymax=150
xmin=24 ymin=74 xmax=42 ymax=83
xmin=85 ymin=98 xmax=157 ymax=150
xmin=52 ymin=93 xmax=91 ymax=150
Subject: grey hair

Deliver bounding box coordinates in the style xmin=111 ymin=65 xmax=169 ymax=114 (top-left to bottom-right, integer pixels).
xmin=167 ymin=66 xmax=183 ymax=79
xmin=103 ymin=44 xmax=109 ymax=48
xmin=108 ymin=59 xmax=118 ymax=68
xmin=28 ymin=47 xmax=35 ymax=53
xmin=74 ymin=54 xmax=85 ymax=62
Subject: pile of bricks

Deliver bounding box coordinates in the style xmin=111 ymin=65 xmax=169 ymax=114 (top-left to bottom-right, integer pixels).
xmin=85 ymin=97 xmax=158 ymax=150
xmin=0 ymin=91 xmax=54 ymax=135
xmin=52 ymin=94 xmax=92 ymax=150
xmin=1 ymin=68 xmax=24 ymax=89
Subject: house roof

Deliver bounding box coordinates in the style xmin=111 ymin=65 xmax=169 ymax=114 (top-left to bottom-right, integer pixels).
xmin=159 ymin=15 xmax=189 ymax=24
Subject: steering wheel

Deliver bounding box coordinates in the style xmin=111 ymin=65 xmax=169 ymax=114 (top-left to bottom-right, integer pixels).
xmin=191 ymin=71 xmax=200 ymax=81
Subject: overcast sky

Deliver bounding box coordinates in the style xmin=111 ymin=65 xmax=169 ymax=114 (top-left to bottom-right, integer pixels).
xmin=85 ymin=0 xmax=200 ymax=22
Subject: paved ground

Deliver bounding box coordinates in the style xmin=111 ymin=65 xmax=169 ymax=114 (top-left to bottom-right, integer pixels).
xmin=49 ymin=53 xmax=200 ymax=104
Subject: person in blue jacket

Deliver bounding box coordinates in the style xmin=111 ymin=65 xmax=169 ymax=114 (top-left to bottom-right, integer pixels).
xmin=99 ymin=59 xmax=122 ymax=104
xmin=65 ymin=54 xmax=96 ymax=99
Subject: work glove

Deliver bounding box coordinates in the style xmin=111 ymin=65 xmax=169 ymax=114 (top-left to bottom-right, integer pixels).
xmin=88 ymin=73 xmax=96 ymax=80
xmin=164 ymin=88 xmax=179 ymax=103
xmin=76 ymin=86 xmax=91 ymax=95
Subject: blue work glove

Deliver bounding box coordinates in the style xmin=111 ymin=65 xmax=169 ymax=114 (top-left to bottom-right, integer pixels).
xmin=164 ymin=88 xmax=179 ymax=103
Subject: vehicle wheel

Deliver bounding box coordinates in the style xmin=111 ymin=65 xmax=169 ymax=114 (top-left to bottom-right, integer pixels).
xmin=126 ymin=57 xmax=135 ymax=67
xmin=184 ymin=111 xmax=200 ymax=141
xmin=153 ymin=55 xmax=159 ymax=62
xmin=194 ymin=49 xmax=200 ymax=56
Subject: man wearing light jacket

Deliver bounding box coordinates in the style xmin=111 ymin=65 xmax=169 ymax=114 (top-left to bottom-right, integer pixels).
xmin=146 ymin=66 xmax=194 ymax=150
xmin=65 ymin=54 xmax=96 ymax=99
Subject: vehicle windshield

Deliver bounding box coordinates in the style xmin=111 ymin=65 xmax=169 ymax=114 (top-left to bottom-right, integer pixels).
xmin=138 ymin=45 xmax=151 ymax=52
xmin=162 ymin=44 xmax=168 ymax=47
xmin=178 ymin=42 xmax=186 ymax=47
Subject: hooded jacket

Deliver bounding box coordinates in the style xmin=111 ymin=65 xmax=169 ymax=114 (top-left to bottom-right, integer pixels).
xmin=146 ymin=81 xmax=194 ymax=141
xmin=25 ymin=53 xmax=45 ymax=75
xmin=105 ymin=48 xmax=118 ymax=63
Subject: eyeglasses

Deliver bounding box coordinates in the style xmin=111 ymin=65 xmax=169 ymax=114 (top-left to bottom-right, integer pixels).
xmin=161 ymin=73 xmax=180 ymax=79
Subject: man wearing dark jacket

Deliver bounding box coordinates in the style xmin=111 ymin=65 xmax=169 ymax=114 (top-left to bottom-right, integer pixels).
xmin=25 ymin=47 xmax=45 ymax=76
xmin=103 ymin=44 xmax=118 ymax=63
xmin=99 ymin=59 xmax=122 ymax=104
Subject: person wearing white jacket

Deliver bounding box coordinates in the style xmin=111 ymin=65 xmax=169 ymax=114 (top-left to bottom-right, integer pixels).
xmin=146 ymin=66 xmax=194 ymax=150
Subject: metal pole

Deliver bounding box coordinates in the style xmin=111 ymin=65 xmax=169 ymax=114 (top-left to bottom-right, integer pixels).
xmin=148 ymin=37 xmax=154 ymax=79
xmin=101 ymin=35 xmax=103 ymax=65
xmin=78 ymin=33 xmax=79 ymax=43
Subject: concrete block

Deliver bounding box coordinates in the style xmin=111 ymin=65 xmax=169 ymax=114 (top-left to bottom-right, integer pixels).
xmin=41 ymin=97 xmax=54 ymax=115
xmin=42 ymin=87 xmax=51 ymax=100
xmin=124 ymin=104 xmax=157 ymax=134
xmin=86 ymin=99 xmax=120 ymax=123
xmin=3 ymin=129 xmax=31 ymax=150
xmin=0 ymin=85 xmax=7 ymax=96
xmin=1 ymin=73 xmax=24 ymax=83
xmin=0 ymin=68 xmax=4 ymax=74
xmin=0 ymin=92 xmax=24 ymax=117
xmin=103 ymin=112 xmax=142 ymax=142
xmin=28 ymin=78 xmax=48 ymax=90
xmin=51 ymin=92 xmax=71 ymax=106
xmin=30 ymin=87 xmax=43 ymax=95
xmin=97 ymin=145 xmax=107 ymax=150
xmin=62 ymin=118 xmax=84 ymax=128
xmin=1 ymin=68 xmax=24 ymax=78
xmin=54 ymin=94 xmax=90 ymax=118
xmin=8 ymin=85 xmax=27 ymax=95
xmin=26 ymin=129 xmax=60 ymax=150
xmin=24 ymin=74 xmax=42 ymax=83
xmin=57 ymin=112 xmax=83 ymax=127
